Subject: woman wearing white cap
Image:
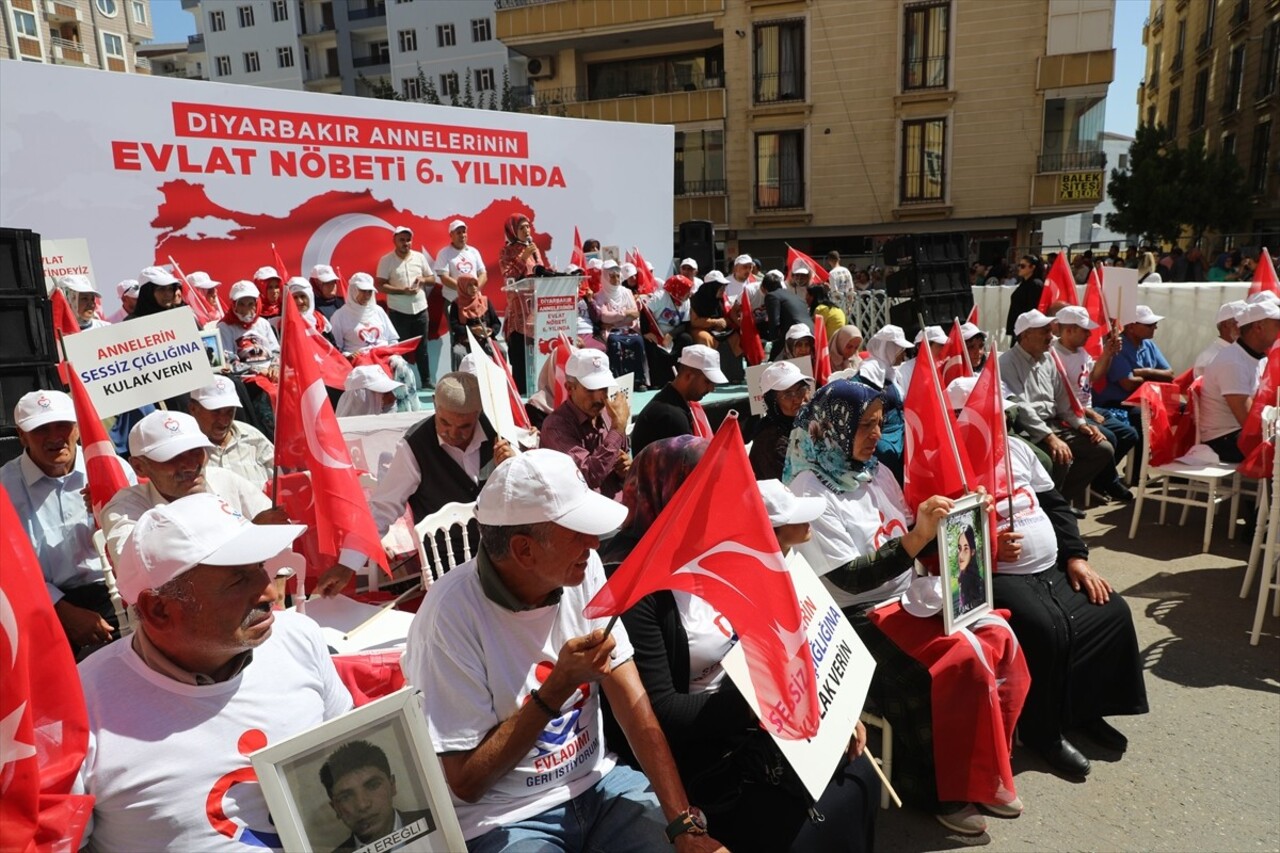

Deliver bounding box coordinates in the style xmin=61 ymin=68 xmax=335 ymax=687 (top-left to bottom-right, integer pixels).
xmin=851 ymin=325 xmax=911 ymax=482
xmin=107 ymin=280 xmax=140 ymax=324
xmin=218 ymin=281 xmax=281 ymax=373
xmin=601 ymin=437 xmax=879 ymax=853
xmin=749 ymin=361 xmax=813 ymax=481
xmin=59 ymin=275 xmax=110 ymax=330
xmin=272 ymin=277 xmax=334 ymax=344
xmin=335 ymin=365 xmax=407 ymax=417
xmin=594 ymin=260 xmax=648 ymax=386
xmin=329 ymin=273 xmax=400 ymax=355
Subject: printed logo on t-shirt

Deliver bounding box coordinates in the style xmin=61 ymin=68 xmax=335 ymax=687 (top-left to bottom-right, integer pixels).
xmin=523 ymin=661 xmax=597 ymax=786
xmin=205 ymin=729 xmax=282 ymax=848
xmin=453 ymin=256 xmax=475 ymax=276
xmin=356 ymin=324 xmax=381 ymax=345
xmin=872 ymin=511 xmax=908 ymax=549
xmin=996 ymin=485 xmax=1039 ymax=527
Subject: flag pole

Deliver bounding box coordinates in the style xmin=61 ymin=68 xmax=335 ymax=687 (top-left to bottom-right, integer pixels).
xmin=270 ymin=294 xmax=284 ymax=509
xmin=990 ymin=341 xmax=1017 ymax=526
xmin=919 ymin=313 xmax=969 ymax=493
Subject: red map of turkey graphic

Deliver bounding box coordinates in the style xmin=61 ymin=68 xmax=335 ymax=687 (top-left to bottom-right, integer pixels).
xmin=151 ymin=181 xmax=555 ymax=312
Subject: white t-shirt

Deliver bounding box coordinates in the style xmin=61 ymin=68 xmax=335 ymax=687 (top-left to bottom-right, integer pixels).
xmin=376 ymin=249 xmax=433 ymax=315
xmin=673 ymin=591 xmax=737 ymax=694
xmin=1193 ymin=337 xmax=1232 ymax=378
xmin=644 ymin=291 xmax=690 ymax=337
xmin=402 ymin=553 xmax=634 ymax=840
xmin=435 ymin=244 xmax=487 ymax=302
xmin=790 ymin=466 xmax=915 ymax=610
xmin=1052 ymin=341 xmax=1095 ymax=409
xmin=1199 ymin=342 xmax=1266 ymax=441
xmin=993 ymin=439 xmax=1060 ymax=576
xmin=218 ymin=317 xmax=279 ymax=366
xmin=77 ymin=613 xmax=352 ymax=853
xmin=828 ymin=265 xmax=855 ymax=297
xmin=329 ymin=305 xmax=400 ymax=353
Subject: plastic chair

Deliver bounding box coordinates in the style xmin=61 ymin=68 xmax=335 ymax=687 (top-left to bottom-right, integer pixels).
xmin=93 ymin=529 xmax=133 ymax=638
xmin=859 ymin=711 xmax=893 ymax=809
xmin=1243 ymin=411 xmax=1280 ymax=645
xmin=413 ymin=501 xmax=477 ymax=584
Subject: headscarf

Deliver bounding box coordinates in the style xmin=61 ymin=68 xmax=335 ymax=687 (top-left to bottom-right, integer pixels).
xmin=503 ymin=214 xmax=530 ymax=245
xmin=288 ymin=278 xmax=330 ymax=334
xmin=257 ymin=277 xmax=282 ymax=319
xmin=338 ymin=287 xmax=382 ymax=327
xmin=220 ymin=296 xmax=259 ymax=330
xmin=829 ymin=324 xmax=863 ymax=372
xmin=455 ymin=277 xmax=489 ymax=322
xmin=619 ymin=435 xmax=710 ymax=535
xmin=858 ymin=330 xmax=907 ymax=389
xmin=783 ymin=379 xmax=884 ymax=494
xmin=595 ymin=268 xmax=633 ymax=313
xmin=131 ymin=282 xmax=181 ymax=319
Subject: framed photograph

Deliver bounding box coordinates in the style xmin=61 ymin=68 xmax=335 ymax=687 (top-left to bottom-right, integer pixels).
xmin=200 ymin=330 xmax=227 ymax=370
xmin=252 ymin=688 xmax=465 ymax=853
xmin=937 ymin=492 xmax=993 ymax=635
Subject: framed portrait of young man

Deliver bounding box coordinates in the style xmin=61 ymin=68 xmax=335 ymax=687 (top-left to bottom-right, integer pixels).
xmin=937 ymin=492 xmax=994 ymax=635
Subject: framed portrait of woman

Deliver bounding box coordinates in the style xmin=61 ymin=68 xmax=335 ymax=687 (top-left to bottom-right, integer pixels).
xmin=937 ymin=493 xmax=993 ymax=635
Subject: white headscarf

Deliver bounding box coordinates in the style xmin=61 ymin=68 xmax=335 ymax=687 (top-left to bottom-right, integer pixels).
xmin=859 ymin=330 xmax=907 ymax=389
xmin=339 ymin=285 xmax=381 ymax=326
xmin=594 ymin=267 xmax=633 ymax=313
xmin=287 ymin=277 xmax=327 ymax=331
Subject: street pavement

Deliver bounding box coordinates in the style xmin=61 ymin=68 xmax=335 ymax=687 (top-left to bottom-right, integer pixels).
xmin=875 ymin=497 xmax=1280 ymax=852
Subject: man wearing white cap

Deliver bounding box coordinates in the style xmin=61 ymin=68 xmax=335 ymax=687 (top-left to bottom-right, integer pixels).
xmin=334 ymin=364 xmax=405 ymax=417
xmin=376 ymin=225 xmax=436 ymax=384
xmin=788 ymin=258 xmax=813 ymax=290
xmin=726 ymin=254 xmax=757 ymax=304
xmin=1199 ymin=299 xmax=1280 ymax=462
xmin=436 ymin=218 xmax=487 ymax=303
xmin=188 ymin=377 xmax=274 ymax=488
xmin=402 ymin=450 xmax=723 ymax=852
xmin=77 ymin=494 xmax=351 ymax=853
xmin=1193 ymin=300 xmax=1247 ymax=378
xmin=107 ymin=279 xmax=140 ymax=323
xmin=678 ymin=257 xmax=703 ymax=293
xmin=540 ymin=349 xmax=632 ymax=498
xmin=631 ymin=344 xmax=727 ymax=455
xmin=309 ymin=264 xmax=346 ymax=320
xmin=101 ymin=410 xmax=283 ymax=564
xmin=1094 ymin=305 xmax=1174 ymax=416
xmin=1 ymin=390 xmax=135 ymax=652
xmin=895 ymin=325 xmax=947 ymax=394
xmin=1000 ymin=310 xmax=1114 ymax=508
xmin=59 ymin=274 xmax=110 ymax=330
xmin=186 ymin=270 xmax=225 ymax=315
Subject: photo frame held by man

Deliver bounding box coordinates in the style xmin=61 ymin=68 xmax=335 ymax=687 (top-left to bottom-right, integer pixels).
xmin=252 ymin=688 xmax=465 ymax=852
xmin=937 ymin=493 xmax=994 ymax=635
xmin=200 ymin=330 xmax=227 ymax=370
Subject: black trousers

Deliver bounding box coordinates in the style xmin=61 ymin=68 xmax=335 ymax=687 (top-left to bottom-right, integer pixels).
xmin=388 ymin=308 xmax=431 ymax=384
xmin=60 ymin=582 xmax=121 ymax=658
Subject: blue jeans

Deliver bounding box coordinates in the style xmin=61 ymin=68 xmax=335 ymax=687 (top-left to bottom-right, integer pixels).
xmin=467 ymin=765 xmax=668 ymax=853
xmin=1093 ymin=410 xmax=1140 ymax=488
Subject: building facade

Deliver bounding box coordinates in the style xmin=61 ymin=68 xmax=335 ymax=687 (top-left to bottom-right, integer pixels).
xmin=1138 ymin=0 xmax=1280 ymax=248
xmin=1 ymin=0 xmax=154 ymax=74
xmin=497 ymin=0 xmax=1116 ymax=266
xmin=1040 ymin=131 xmax=1136 ymax=251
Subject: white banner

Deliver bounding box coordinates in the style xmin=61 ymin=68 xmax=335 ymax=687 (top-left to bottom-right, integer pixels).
xmin=722 ymin=551 xmax=876 ymax=802
xmin=531 ymin=275 xmax=581 ymax=389
xmin=61 ymin=307 xmax=215 ymax=417
xmin=41 ymin=238 xmax=95 ymax=294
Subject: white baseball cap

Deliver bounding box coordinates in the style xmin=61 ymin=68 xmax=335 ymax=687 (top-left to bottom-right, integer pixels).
xmin=310 ymin=264 xmax=339 ymax=283
xmin=476 ymin=448 xmax=628 ymax=536
xmin=871 ymin=325 xmax=912 ymax=348
xmin=190 ymin=377 xmax=241 ymax=410
xmin=229 ymin=280 xmax=259 ymax=301
xmin=116 ymin=279 xmax=141 ymax=299
xmin=901 ymin=575 xmax=944 ymax=617
xmin=349 ymin=272 xmax=376 ymax=292
xmin=393 ymin=225 xmax=413 ymax=237
xmin=733 ymin=254 xmax=753 ymax=267
xmin=14 ymin=389 xmax=75 ymax=431
xmin=253 ymin=266 xmax=280 ymax=282
xmin=680 ymin=258 xmax=699 ymax=271
xmin=677 ymin=344 xmax=728 ymax=384
xmin=757 ymin=479 xmax=824 ymax=527
xmin=1054 ymin=305 xmax=1098 ymax=330
xmin=1217 ymin=300 xmax=1247 ymax=324
xmin=790 ymin=260 xmax=812 ymax=276
xmin=139 ymin=266 xmax=180 ymax=287
xmin=761 ymin=360 xmax=813 ymax=394
xmin=128 ymin=410 xmax=214 ymax=462
xmin=115 ymin=493 xmax=305 ymax=604
xmin=1013 ymin=309 xmax=1054 ymax=336
xmin=786 ymin=323 xmax=814 ymax=342
xmin=344 ymin=365 xmax=404 ymax=393
xmin=1239 ymin=300 xmax=1280 ymax=326
xmin=946 ymin=375 xmax=1014 ymax=413
xmin=586 ymin=258 xmax=604 ymax=271
xmin=448 ymin=219 xmax=467 ymax=232
xmin=187 ymin=271 xmax=220 ymax=290
xmin=960 ymin=322 xmax=984 ymax=340
xmin=703 ymin=270 xmax=727 ymax=285
xmin=565 ymin=349 xmax=614 ymax=391
xmin=601 ymin=259 xmax=620 ymax=272
xmin=1247 ymin=291 xmax=1279 ymax=305
xmin=914 ymin=325 xmax=947 ymax=345
xmin=620 ymin=262 xmax=637 ymax=280
xmin=1131 ymin=305 xmax=1164 ymax=325
xmin=59 ymin=274 xmax=98 ymax=295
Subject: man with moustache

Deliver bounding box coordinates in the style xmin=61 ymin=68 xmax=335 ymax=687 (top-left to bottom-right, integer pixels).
xmin=629 ymin=345 xmax=727 ymax=455
xmin=1 ymin=390 xmax=136 ymax=652
xmin=76 ymin=494 xmax=353 ymax=852
xmin=188 ymin=377 xmax=275 ymax=489
xmin=540 ymin=350 xmax=632 ymax=498
xmin=320 ymin=741 xmax=436 ymax=853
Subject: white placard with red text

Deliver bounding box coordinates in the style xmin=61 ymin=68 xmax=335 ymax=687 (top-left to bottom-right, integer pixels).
xmin=531 ymin=276 xmax=582 ymax=388
xmin=41 ymin=238 xmax=96 ymax=294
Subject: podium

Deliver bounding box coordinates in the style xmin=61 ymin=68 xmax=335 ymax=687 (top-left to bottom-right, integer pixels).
xmin=506 ymin=276 xmax=582 ymax=392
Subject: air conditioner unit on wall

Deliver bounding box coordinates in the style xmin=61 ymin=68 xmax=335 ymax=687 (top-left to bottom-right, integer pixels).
xmin=527 ymin=56 xmax=555 ymax=79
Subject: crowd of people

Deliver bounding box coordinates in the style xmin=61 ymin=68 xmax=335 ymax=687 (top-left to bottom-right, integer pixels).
xmin=8 ymin=223 xmax=1279 ymax=853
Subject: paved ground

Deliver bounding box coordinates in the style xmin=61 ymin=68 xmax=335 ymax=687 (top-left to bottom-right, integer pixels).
xmin=876 ymin=497 xmax=1280 ymax=853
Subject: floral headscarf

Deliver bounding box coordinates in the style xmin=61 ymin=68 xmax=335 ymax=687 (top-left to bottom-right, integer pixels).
xmin=619 ymin=435 xmax=710 ymax=535
xmin=783 ymin=379 xmax=885 ymax=494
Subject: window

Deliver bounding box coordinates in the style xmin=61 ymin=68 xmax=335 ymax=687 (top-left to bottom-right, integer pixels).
xmin=277 ymin=46 xmax=293 ymax=68
xmin=1225 ymin=45 xmax=1246 ymax=114
xmin=243 ymin=51 xmax=260 ymax=73
xmin=1146 ymin=104 xmax=1157 ymax=127
xmin=471 ymin=17 xmax=492 ymax=43
xmin=1118 ymin=153 xmax=1129 ymax=170
xmin=1222 ymin=133 xmax=1237 ymax=161
xmin=372 ymin=40 xmax=389 ymax=63
xmin=272 ymin=0 xmax=288 ymax=22
xmin=587 ymin=47 xmax=723 ymax=100
xmin=1173 ymin=19 xmax=1186 ymax=69
xmin=13 ymin=10 xmax=37 ymax=37
xmin=1200 ymin=0 xmax=1216 ymax=47
xmin=901 ymin=118 xmax=946 ymax=203
xmin=902 ymin=1 xmax=949 ymax=90
xmin=1040 ymin=94 xmax=1106 ymax=170
xmin=132 ymin=0 xmax=146 ymax=24
xmin=1191 ymin=68 xmax=1209 ymax=128
xmin=436 ymin=23 xmax=455 ymax=48
xmin=209 ymin=9 xmax=225 ymax=31
xmin=1251 ymin=122 xmax=1271 ymax=194
xmin=753 ymin=19 xmax=805 ymax=104
xmin=1149 ymin=43 xmax=1161 ymax=89
xmin=1260 ymin=21 xmax=1280 ymax=99
xmin=755 ymin=130 xmax=805 ymax=209
xmin=403 ymin=76 xmax=424 ymax=99
xmin=215 ymin=55 xmax=231 ymax=75
xmin=674 ymin=129 xmax=725 ymax=195
xmin=238 ymin=5 xmax=254 ymax=27
xmin=96 ymin=0 xmax=118 ymax=17
xmin=1166 ymin=87 xmax=1181 ymax=134
xmin=103 ymin=32 xmax=124 ymax=57
xmin=398 ymin=29 xmax=416 ymax=52
xmin=474 ymin=67 xmax=494 ymax=91
xmin=440 ymin=72 xmax=459 ymax=97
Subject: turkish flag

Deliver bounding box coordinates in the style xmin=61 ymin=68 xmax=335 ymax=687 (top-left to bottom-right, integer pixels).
xmin=570 ymin=227 xmax=586 ymax=270
xmin=630 ymin=246 xmax=658 ymax=295
xmin=168 ymin=256 xmax=218 ymax=327
xmin=584 ymin=417 xmax=820 ymax=740
xmin=938 ymin=320 xmax=973 ymax=388
xmin=333 ymin=266 xmax=350 ymax=300
xmin=785 ymin=246 xmax=829 ymax=284
xmin=543 ymin=336 xmax=575 ymax=408
xmin=903 ymin=339 xmax=976 ymax=510
xmin=50 ymin=289 xmax=80 ymax=339
xmin=64 ymin=366 xmax=131 ymax=519
xmin=1037 ymin=253 xmax=1079 ymax=311
xmin=483 ymin=334 xmax=533 ymax=430
xmin=956 ymin=346 xmax=1012 ymax=502
xmin=738 ymin=294 xmax=766 ymax=366
xmin=271 ymin=244 xmax=292 ymax=281
xmin=1248 ymin=247 xmax=1280 ymax=297
xmin=967 ymin=304 xmax=979 ymax=326
xmin=275 ymin=294 xmax=389 ymax=575
xmin=1237 ymin=340 xmax=1279 ymax=478
xmin=1049 ymin=348 xmax=1086 ymax=419
xmin=1082 ymin=267 xmax=1110 ymax=359
xmin=0 ymin=490 xmax=94 ymax=853
xmin=351 ymin=337 xmax=421 ymax=382
xmin=812 ymin=318 xmax=831 ymax=387
xmin=286 ymin=309 xmax=354 ymax=390
xmin=688 ymin=402 xmax=714 ymax=439
xmin=1123 ymin=381 xmax=1192 ymax=466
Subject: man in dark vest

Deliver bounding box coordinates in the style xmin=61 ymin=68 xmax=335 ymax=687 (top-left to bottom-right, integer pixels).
xmin=314 ymin=371 xmax=515 ymax=596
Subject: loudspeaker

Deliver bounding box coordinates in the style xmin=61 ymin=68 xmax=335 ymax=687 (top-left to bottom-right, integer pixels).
xmin=0 ymin=296 xmax=57 ymax=364
xmin=676 ymin=220 xmax=716 ymax=276
xmin=882 ymin=232 xmax=967 ymax=268
xmin=889 ymin=292 xmax=975 ymax=341
xmin=0 ymin=228 xmax=44 ymax=294
xmin=0 ymin=361 xmax=62 ymax=434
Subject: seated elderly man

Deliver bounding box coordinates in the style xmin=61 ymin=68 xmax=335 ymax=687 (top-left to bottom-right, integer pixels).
xmin=895 ymin=325 xmax=947 ymax=394
xmin=101 ymin=410 xmax=282 ymax=564
xmin=1000 ymin=310 xmax=1114 ymax=509
xmin=0 ymin=390 xmax=136 ymax=653
xmin=630 ymin=345 xmax=728 ymax=456
xmin=1193 ymin=301 xmax=1247 ymax=378
xmin=77 ymin=494 xmax=352 ymax=852
xmin=402 ymin=450 xmax=723 ymax=852
xmin=1199 ymin=300 xmax=1280 ymax=462
xmin=1093 ymin=305 xmax=1175 ymax=430
xmin=540 ymin=349 xmax=632 ymax=498
xmin=317 ymin=372 xmax=515 ymax=596
xmin=188 ymin=377 xmax=275 ymax=489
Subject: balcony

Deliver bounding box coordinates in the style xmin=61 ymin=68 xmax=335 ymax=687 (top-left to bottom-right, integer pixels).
xmin=135 ymin=55 xmax=151 ymax=73
xmin=497 ymin=0 xmax=722 ymax=50
xmin=49 ymin=35 xmax=88 ymax=65
xmin=351 ymin=53 xmax=389 ymax=69
xmin=1171 ymin=51 xmax=1184 ymax=72
xmin=676 ymin=178 xmax=726 ymax=196
xmin=495 ymin=0 xmax=563 ymax=8
xmin=1149 ymin=5 xmax=1165 ymax=31
xmin=1037 ymin=150 xmax=1107 ymax=172
xmin=44 ymin=0 xmax=79 ymax=22
xmin=188 ymin=33 xmax=203 ymax=47
xmin=1148 ymin=70 xmax=1160 ymax=91
xmin=346 ymin=3 xmax=385 ymax=26
xmin=521 ymin=73 xmax=724 ymax=123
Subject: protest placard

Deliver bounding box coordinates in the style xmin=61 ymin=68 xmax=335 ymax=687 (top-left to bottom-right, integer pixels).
xmin=41 ymin=238 xmax=95 ymax=295
xmin=1102 ymin=266 xmax=1140 ymax=327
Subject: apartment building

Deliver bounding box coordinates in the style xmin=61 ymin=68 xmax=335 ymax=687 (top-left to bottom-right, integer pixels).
xmin=1138 ymin=0 xmax=1280 ymax=247
xmin=181 ymin=0 xmax=524 ymax=100
xmin=1041 ymin=131 xmax=1136 ymax=250
xmin=1 ymin=0 xmax=155 ymax=73
xmin=497 ymin=0 xmax=1116 ymax=263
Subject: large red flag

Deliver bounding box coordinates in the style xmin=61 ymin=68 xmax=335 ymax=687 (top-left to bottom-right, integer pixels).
xmin=1237 ymin=340 xmax=1279 ymax=477
xmin=64 ymin=365 xmax=131 ymax=518
xmin=0 ymin=490 xmax=94 ymax=853
xmin=168 ymin=256 xmax=218 ymax=327
xmin=333 ymin=265 xmax=350 ymax=300
xmin=1082 ymin=267 xmax=1109 ymax=359
xmin=738 ymin=295 xmax=766 ymax=366
xmin=903 ymin=339 xmax=976 ymax=510
xmin=630 ymin=246 xmax=658 ymax=295
xmin=351 ymin=337 xmax=420 ymax=383
xmin=1124 ymin=381 xmax=1194 ymax=466
xmin=966 ymin=304 xmax=979 ymax=326
xmin=938 ymin=319 xmax=973 ymax=388
xmin=570 ymin=227 xmax=586 ymax=271
xmin=785 ymin=246 xmax=829 ymax=284
xmin=584 ymin=417 xmax=820 ymax=740
xmin=275 ymin=296 xmax=389 ymax=575
xmin=956 ymin=346 xmax=1012 ymax=501
xmin=811 ymin=317 xmax=831 ymax=387
xmin=294 ymin=312 xmax=354 ymax=390
xmin=484 ymin=337 xmax=533 ymax=430
xmin=1037 ymin=253 xmax=1079 ymax=311
xmin=1248 ymin=247 xmax=1280 ymax=297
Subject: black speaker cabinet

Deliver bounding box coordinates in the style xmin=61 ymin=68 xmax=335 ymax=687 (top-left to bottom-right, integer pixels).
xmin=0 ymin=228 xmax=44 ymax=295
xmin=0 ymin=296 xmax=57 ymax=365
xmin=676 ymin=220 xmax=716 ymax=276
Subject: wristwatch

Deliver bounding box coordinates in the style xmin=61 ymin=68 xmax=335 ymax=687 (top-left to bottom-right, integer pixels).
xmin=665 ymin=807 xmax=708 ymax=843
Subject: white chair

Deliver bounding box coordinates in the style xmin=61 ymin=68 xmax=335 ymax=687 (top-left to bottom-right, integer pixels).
xmin=1242 ymin=409 xmax=1280 ymax=645
xmin=413 ymin=501 xmax=477 ymax=584
xmin=93 ymin=529 xmax=133 ymax=638
xmin=1128 ymin=396 xmax=1239 ymax=553
xmin=266 ymin=549 xmax=307 ymax=610
xmin=859 ymin=711 xmax=893 ymax=809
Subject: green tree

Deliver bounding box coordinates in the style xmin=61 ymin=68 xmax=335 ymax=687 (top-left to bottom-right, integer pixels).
xmin=422 ymin=71 xmax=441 ymax=105
xmin=1106 ymin=123 xmax=1185 ymax=244
xmin=449 ymin=75 xmax=460 ymax=107
xmin=1178 ymin=137 xmax=1248 ymax=243
xmin=462 ymin=68 xmax=475 ymax=108
xmin=501 ymin=65 xmax=515 ymax=112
